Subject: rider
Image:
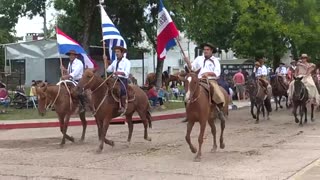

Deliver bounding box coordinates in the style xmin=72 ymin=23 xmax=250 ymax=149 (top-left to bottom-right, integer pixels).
xmin=105 ymin=46 xmax=131 ymax=113
xmin=287 ymin=59 xmax=297 ymax=82
xmin=61 ymin=50 xmax=86 ymax=113
xmin=254 ymin=57 xmax=272 ymax=98
xmin=185 ymin=42 xmax=226 ymax=120
xmin=288 ymin=54 xmax=319 ymax=105
xmin=275 ymin=62 xmax=288 ymax=84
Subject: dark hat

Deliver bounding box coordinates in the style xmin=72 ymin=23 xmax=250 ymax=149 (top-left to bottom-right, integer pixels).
xmin=200 ymin=43 xmax=217 ymax=53
xmin=113 ymin=46 xmax=127 ymax=53
xmin=66 ymin=50 xmax=79 ymax=56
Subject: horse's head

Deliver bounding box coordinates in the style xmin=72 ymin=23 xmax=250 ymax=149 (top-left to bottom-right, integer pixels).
xmin=179 ymin=67 xmax=201 ymax=103
xmin=35 ymin=82 xmax=48 ymax=116
xmin=293 ymin=76 xmax=306 ymax=100
xmin=77 ymin=68 xmax=99 ymax=92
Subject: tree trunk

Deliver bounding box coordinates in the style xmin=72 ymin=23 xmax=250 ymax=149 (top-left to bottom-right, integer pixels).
xmin=80 ymin=0 xmax=98 ymax=51
xmin=155 ymin=59 xmax=164 ymax=88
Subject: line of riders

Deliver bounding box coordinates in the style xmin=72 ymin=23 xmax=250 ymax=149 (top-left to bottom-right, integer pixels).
xmin=34 ymin=42 xmax=319 ymax=161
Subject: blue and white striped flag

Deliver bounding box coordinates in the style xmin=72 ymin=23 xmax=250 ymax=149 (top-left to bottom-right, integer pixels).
xmin=100 ymin=5 xmax=127 ymax=62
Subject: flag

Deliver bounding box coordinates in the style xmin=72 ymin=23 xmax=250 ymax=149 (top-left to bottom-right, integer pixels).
xmin=157 ymin=0 xmax=179 ymax=60
xmin=100 ymin=5 xmax=127 ymax=62
xmin=56 ymin=27 xmax=97 ymax=68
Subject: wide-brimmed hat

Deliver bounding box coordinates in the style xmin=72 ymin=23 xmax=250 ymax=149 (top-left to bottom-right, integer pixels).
xmin=65 ymin=50 xmax=79 ymax=56
xmin=113 ymin=46 xmax=127 ymax=53
xmin=301 ymin=54 xmax=308 ymax=58
xmin=200 ymin=42 xmax=217 ymax=53
xmin=255 ymin=62 xmax=261 ymax=66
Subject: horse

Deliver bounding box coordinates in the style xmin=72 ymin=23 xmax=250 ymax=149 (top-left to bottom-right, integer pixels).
xmin=270 ymin=74 xmax=289 ymax=111
xmin=145 ymin=71 xmax=169 ymax=87
xmin=179 ymin=69 xmax=229 ymax=162
xmin=246 ymin=78 xmax=272 ymax=123
xmin=129 ymin=74 xmax=138 ymax=85
xmin=77 ymin=69 xmax=152 ymax=153
xmin=292 ymin=77 xmax=314 ymax=126
xmin=36 ymin=81 xmax=90 ymax=146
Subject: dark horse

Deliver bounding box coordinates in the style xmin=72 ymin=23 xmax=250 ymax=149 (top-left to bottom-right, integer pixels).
xmin=77 ymin=69 xmax=152 ymax=153
xmin=246 ymin=78 xmax=272 ymax=123
xmin=270 ymin=74 xmax=289 ymax=111
xmin=36 ymin=81 xmax=90 ymax=146
xmin=179 ymin=69 xmax=229 ymax=162
xmin=292 ymin=77 xmax=314 ymax=126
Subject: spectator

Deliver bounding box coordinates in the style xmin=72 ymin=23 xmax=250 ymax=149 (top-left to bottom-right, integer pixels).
xmin=172 ymin=86 xmax=179 ymax=99
xmin=233 ymin=69 xmax=246 ymax=101
xmin=148 ymin=85 xmax=159 ymax=107
xmin=30 ymin=80 xmax=37 ymax=100
xmin=0 ymin=81 xmax=9 ymax=113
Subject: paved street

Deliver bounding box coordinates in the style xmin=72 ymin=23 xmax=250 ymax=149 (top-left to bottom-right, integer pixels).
xmin=0 ymin=106 xmax=320 ymax=179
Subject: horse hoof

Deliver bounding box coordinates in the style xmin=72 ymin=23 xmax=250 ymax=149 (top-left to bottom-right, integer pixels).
xmin=70 ymin=136 xmax=75 ymax=143
xmin=144 ymin=137 xmax=152 ymax=141
xmin=59 ymin=143 xmax=65 ymax=148
xmin=311 ymin=118 xmax=315 ymax=122
xmin=191 ymin=147 xmax=197 ymax=154
xmin=280 ymin=106 xmax=283 ymax=109
xmin=109 ymin=141 xmax=115 ymax=147
xmin=79 ymin=138 xmax=85 ymax=143
xmin=211 ymin=146 xmax=217 ymax=153
xmin=220 ymin=143 xmax=225 ymax=149
xmin=193 ymin=156 xmax=201 ymax=162
xmin=295 ymin=119 xmax=299 ymax=123
xmin=96 ymin=148 xmax=103 ymax=154
xmin=252 ymin=115 xmax=257 ymax=119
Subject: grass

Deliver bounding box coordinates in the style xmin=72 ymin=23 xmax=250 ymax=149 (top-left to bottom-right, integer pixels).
xmin=0 ymin=102 xmax=185 ymax=121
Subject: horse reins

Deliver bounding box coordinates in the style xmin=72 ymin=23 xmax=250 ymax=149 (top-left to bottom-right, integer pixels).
xmin=45 ymin=82 xmax=73 ymax=111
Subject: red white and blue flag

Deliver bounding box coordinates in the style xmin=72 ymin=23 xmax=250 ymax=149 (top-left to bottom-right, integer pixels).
xmin=157 ymin=0 xmax=179 ymax=60
xmin=56 ymin=27 xmax=97 ymax=68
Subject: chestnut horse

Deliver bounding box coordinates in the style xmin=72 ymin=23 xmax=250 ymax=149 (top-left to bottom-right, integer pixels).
xmin=36 ymin=81 xmax=89 ymax=146
xmin=179 ymin=70 xmax=229 ymax=162
xmin=77 ymin=69 xmax=152 ymax=153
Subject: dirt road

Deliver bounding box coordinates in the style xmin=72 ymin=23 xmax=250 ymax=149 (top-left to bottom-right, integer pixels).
xmin=1 ymin=108 xmax=320 ymax=180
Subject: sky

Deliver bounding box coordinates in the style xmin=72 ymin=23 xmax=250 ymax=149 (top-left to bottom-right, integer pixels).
xmin=15 ymin=5 xmax=57 ymax=39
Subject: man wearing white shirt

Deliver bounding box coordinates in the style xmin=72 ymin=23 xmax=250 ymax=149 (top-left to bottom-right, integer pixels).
xmin=61 ymin=50 xmax=86 ymax=112
xmin=105 ymin=46 xmax=131 ymax=113
xmin=254 ymin=58 xmax=272 ymax=99
xmin=185 ymin=43 xmax=226 ymax=120
xmin=275 ymin=62 xmax=288 ymax=84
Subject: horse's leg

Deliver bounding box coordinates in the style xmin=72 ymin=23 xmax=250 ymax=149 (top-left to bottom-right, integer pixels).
xmin=304 ymin=105 xmax=308 ymax=123
xmin=299 ymin=105 xmax=303 ymax=126
xmin=194 ymin=119 xmax=206 ymax=162
xmin=262 ymin=102 xmax=266 ymax=120
xmin=311 ymin=104 xmax=315 ymax=122
xmin=61 ymin=114 xmax=74 ymax=146
xmin=251 ymin=100 xmax=257 ymax=119
xmin=185 ymin=120 xmax=197 ymax=154
xmin=137 ymin=109 xmax=152 ymax=141
xmin=125 ymin=113 xmax=134 ymax=143
xmin=255 ymin=103 xmax=261 ymax=124
xmin=293 ymin=103 xmax=299 ymax=123
xmin=79 ymin=111 xmax=87 ymax=142
xmin=274 ymin=96 xmax=278 ymax=111
xmin=97 ymin=118 xmax=113 ymax=153
xmin=279 ymin=95 xmax=283 ymax=109
xmin=95 ymin=117 xmax=102 ymax=141
xmin=285 ymin=95 xmax=289 ymax=108
xmin=219 ymin=110 xmax=226 ymax=149
xmin=208 ymin=116 xmax=217 ymax=152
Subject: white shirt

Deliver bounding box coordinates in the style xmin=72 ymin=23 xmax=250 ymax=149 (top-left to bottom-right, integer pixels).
xmin=275 ymin=66 xmax=287 ymax=75
xmin=67 ymin=58 xmax=84 ymax=81
xmin=107 ymin=57 xmax=131 ymax=78
xmin=255 ymin=65 xmax=268 ymax=77
xmin=189 ymin=55 xmax=221 ymax=79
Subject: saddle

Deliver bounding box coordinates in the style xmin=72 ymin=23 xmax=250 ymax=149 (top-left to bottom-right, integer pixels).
xmin=199 ymin=79 xmax=216 ymax=104
xmin=111 ymin=83 xmax=136 ymax=103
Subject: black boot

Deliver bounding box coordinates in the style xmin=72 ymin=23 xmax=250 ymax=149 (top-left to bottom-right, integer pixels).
xmin=78 ymin=94 xmax=86 ymax=113
xmin=118 ymin=96 xmax=126 ymax=114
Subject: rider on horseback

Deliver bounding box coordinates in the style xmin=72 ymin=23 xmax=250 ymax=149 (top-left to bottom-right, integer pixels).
xmin=275 ymin=62 xmax=288 ymax=85
xmin=288 ymin=54 xmax=319 ymax=105
xmin=61 ymin=50 xmax=86 ymax=113
xmin=185 ymin=42 xmax=226 ymax=120
xmin=104 ymin=46 xmax=131 ymax=114
xmin=253 ymin=57 xmax=272 ymax=98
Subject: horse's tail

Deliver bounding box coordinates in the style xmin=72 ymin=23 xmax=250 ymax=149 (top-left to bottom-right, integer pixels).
xmin=264 ymin=98 xmax=272 ymax=113
xmin=146 ymin=108 xmax=152 ymax=128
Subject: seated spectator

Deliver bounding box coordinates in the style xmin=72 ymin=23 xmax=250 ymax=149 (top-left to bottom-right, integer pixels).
xmin=172 ymin=86 xmax=179 ymax=99
xmin=0 ymin=81 xmax=9 ymax=113
xmin=147 ymin=85 xmax=159 ymax=107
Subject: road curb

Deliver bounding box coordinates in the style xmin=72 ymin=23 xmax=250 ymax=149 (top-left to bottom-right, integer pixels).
xmin=0 ymin=104 xmax=249 ymax=130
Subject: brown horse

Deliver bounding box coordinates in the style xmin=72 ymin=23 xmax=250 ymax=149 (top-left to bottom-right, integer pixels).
xmin=179 ymin=70 xmax=229 ymax=162
xmin=36 ymin=81 xmax=89 ymax=146
xmin=270 ymin=75 xmax=288 ymax=111
xmin=77 ymin=69 xmax=152 ymax=153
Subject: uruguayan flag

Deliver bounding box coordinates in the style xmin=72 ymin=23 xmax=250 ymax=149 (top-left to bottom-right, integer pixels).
xmin=100 ymin=5 xmax=127 ymax=62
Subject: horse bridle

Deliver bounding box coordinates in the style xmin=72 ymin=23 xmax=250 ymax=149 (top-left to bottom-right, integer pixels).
xmin=186 ymin=75 xmax=201 ymax=104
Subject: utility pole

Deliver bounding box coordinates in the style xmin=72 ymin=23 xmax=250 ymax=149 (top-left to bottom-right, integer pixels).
xmin=43 ymin=2 xmax=47 ymax=38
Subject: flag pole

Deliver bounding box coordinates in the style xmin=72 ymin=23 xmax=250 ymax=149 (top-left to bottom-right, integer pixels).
xmin=55 ymin=26 xmax=64 ymax=77
xmin=99 ymin=3 xmax=108 ymax=77
xmin=175 ymin=37 xmax=192 ymax=71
